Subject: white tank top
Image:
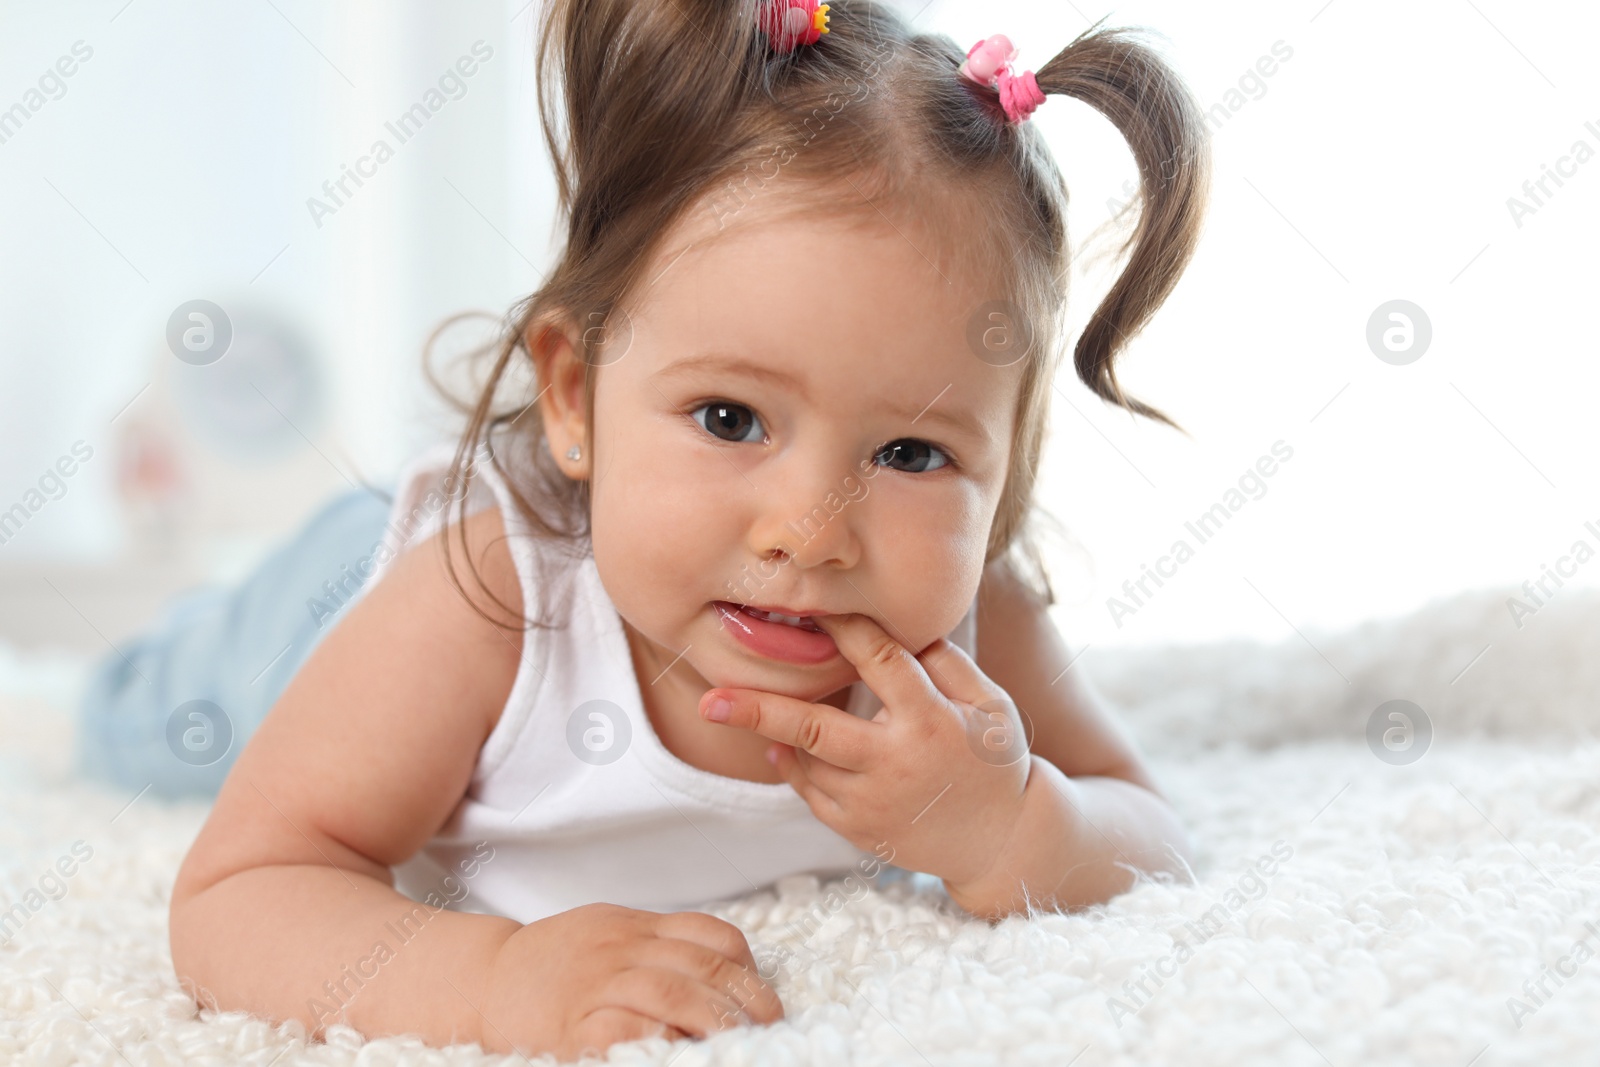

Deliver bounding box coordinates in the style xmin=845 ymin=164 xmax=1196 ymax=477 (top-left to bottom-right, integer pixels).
xmin=368 ymin=438 xmax=979 ymax=923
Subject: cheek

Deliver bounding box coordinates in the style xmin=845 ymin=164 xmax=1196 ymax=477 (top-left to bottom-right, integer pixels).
xmin=864 ymin=479 xmax=991 ymax=635
xmin=588 ymin=409 xmax=743 ymax=614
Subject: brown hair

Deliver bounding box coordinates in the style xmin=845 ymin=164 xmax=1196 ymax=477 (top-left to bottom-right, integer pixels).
xmin=433 ymin=0 xmax=1210 ymax=631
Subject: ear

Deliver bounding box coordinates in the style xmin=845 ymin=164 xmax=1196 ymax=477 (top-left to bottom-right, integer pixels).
xmin=526 ymin=315 xmax=589 ymax=480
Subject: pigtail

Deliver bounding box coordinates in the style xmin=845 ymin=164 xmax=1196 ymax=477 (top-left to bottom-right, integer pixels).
xmin=535 ymin=0 xmax=767 ymax=257
xmin=1033 ymin=21 xmax=1212 ymax=434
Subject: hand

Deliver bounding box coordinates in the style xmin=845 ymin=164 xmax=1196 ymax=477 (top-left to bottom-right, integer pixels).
xmin=478 ymin=903 xmax=783 ymax=1057
xmin=698 ymin=613 xmax=1032 ymax=889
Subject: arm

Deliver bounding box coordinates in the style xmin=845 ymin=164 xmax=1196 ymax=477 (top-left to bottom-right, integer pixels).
xmin=169 ymin=505 xmax=526 ymax=1046
xmin=171 ymin=505 xmax=784 ymax=1056
xmin=943 ymin=560 xmax=1193 ymax=920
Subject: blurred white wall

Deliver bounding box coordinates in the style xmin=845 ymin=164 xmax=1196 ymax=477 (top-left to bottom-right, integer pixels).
xmin=1008 ymin=0 xmax=1600 ymax=648
xmin=0 ymin=0 xmax=548 ymax=643
xmin=0 ymin=0 xmax=1595 ymax=653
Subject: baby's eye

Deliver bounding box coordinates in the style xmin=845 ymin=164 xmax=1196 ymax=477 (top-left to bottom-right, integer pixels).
xmin=690 ymin=401 xmax=768 ymax=445
xmin=875 ymin=439 xmax=950 ymax=473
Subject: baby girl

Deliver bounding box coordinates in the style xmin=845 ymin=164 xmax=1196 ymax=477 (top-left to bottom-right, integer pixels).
xmin=168 ymin=0 xmax=1210 ymax=1056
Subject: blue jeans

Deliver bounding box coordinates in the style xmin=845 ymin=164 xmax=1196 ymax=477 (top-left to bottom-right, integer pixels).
xmin=76 ymin=487 xmax=393 ymax=798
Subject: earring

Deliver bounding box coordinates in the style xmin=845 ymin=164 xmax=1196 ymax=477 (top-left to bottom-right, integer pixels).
xmin=566 ymin=444 xmax=582 ymax=461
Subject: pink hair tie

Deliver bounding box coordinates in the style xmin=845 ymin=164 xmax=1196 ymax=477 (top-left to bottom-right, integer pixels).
xmin=958 ymin=34 xmax=1046 ymax=123
xmin=759 ymin=0 xmax=830 ymax=53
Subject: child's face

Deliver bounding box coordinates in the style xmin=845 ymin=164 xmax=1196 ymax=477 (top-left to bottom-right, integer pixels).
xmin=577 ymin=193 xmax=1021 ymax=702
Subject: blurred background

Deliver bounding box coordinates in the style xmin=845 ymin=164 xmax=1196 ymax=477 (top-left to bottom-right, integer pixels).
xmin=1 ymin=0 xmax=1596 ymax=669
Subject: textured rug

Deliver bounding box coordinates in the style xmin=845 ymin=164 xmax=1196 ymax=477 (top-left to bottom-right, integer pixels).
xmin=2 ymin=583 xmax=1597 ymax=1066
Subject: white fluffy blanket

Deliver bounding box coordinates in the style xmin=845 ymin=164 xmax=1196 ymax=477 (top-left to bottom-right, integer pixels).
xmin=3 ymin=584 xmax=1597 ymax=1066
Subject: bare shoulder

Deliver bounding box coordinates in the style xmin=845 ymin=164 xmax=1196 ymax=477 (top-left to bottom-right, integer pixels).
xmin=974 ymin=557 xmax=1162 ymax=796
xmin=171 ymin=502 xmax=526 ymax=905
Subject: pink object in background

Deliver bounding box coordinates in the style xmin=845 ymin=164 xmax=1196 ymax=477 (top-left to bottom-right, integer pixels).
xmin=114 ymin=419 xmax=190 ymax=558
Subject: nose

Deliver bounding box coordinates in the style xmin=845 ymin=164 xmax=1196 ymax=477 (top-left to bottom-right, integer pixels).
xmin=747 ymin=455 xmax=863 ymax=571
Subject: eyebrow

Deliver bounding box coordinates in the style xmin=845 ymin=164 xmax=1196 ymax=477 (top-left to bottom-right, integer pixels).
xmin=652 ymin=353 xmax=989 ymax=444
xmin=653 ymin=353 xmax=809 ymax=397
